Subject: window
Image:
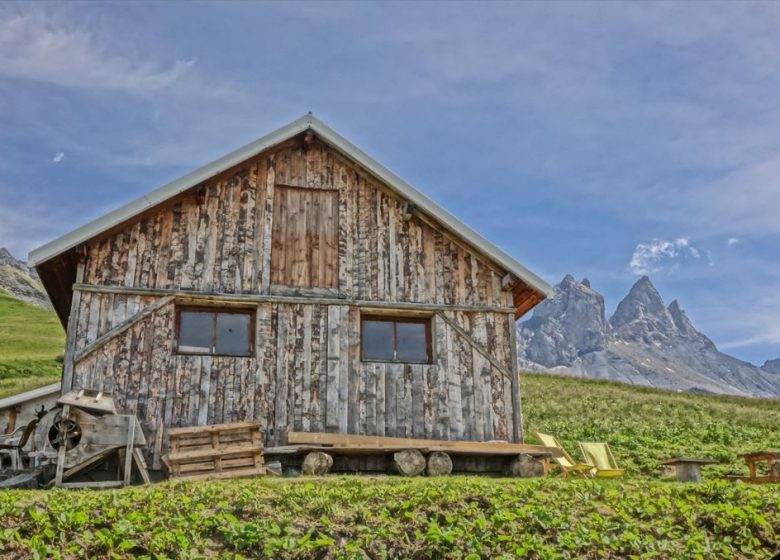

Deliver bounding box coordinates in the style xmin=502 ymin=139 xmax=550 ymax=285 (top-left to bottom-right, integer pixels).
xmin=361 ymin=316 xmax=432 ymax=364
xmin=271 ymin=186 xmax=339 ymax=288
xmin=176 ymin=307 xmax=254 ymax=356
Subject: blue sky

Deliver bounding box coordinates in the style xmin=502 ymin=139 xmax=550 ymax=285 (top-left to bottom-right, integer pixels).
xmin=1 ymin=2 xmax=778 ymax=365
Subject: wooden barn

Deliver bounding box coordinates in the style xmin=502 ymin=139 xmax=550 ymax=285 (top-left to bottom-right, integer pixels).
xmin=28 ymin=114 xmax=553 ymax=471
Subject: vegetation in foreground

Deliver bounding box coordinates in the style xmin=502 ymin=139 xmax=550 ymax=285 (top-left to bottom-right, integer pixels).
xmin=522 ymin=372 xmax=780 ymax=478
xmin=0 ymin=289 xmax=63 ymax=395
xmin=1 ymin=476 xmax=778 ymax=559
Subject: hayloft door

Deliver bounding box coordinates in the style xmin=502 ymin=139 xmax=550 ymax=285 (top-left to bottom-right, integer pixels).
xmin=271 ymin=186 xmax=339 ymax=288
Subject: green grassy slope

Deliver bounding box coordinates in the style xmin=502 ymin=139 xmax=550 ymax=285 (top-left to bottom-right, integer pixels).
xmin=0 ymin=289 xmax=63 ymax=398
xmin=522 ymin=372 xmax=780 ymax=478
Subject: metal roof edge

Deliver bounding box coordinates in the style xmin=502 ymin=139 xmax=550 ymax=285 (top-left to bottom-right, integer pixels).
xmin=28 ymin=112 xmax=553 ymax=297
xmin=0 ymin=382 xmax=61 ymax=410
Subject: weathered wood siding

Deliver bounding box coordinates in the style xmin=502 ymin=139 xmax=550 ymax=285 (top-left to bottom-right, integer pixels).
xmin=83 ymin=139 xmax=511 ymax=308
xmin=70 ymin=293 xmax=517 ymax=468
xmin=69 ymin=136 xmax=521 ymax=467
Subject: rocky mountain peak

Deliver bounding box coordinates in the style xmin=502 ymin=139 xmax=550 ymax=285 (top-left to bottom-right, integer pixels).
xmin=518 ymin=275 xmax=609 ymax=368
xmin=668 ymin=299 xmax=693 ymax=334
xmin=667 ymin=299 xmax=715 ymax=349
xmin=610 ymin=276 xmax=666 ymax=328
xmin=0 ymin=247 xmax=24 ymax=269
xmin=518 ymin=274 xmax=780 ymax=397
xmin=0 ymin=247 xmax=51 ymax=309
xmin=561 ymin=273 xmax=577 ymax=285
xmin=762 ymin=359 xmax=780 ymax=375
xmin=608 ymin=276 xmax=677 ymax=342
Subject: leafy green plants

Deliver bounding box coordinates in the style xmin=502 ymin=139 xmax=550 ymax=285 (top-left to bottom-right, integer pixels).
xmin=1 ymin=477 xmax=778 ymax=559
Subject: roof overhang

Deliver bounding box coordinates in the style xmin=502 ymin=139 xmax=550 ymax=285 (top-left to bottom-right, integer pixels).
xmin=29 ymin=113 xmax=553 ymax=319
xmin=0 ymin=382 xmax=61 ymax=410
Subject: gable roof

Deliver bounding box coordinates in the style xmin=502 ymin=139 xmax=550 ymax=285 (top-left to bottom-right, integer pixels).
xmin=30 ymin=114 xmax=552 ymax=295
xmin=29 ymin=114 xmax=552 ymax=319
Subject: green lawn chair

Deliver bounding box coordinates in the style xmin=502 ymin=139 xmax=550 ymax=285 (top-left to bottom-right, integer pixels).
xmin=578 ymin=441 xmax=625 ymax=478
xmin=533 ymin=432 xmax=592 ymax=478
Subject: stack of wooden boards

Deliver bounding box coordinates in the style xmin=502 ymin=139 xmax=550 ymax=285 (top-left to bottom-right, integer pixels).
xmin=164 ymin=422 xmax=265 ymax=481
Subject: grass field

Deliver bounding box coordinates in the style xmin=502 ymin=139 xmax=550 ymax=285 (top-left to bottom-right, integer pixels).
xmin=0 ymin=289 xmax=63 ymax=396
xmin=522 ymin=373 xmax=780 ymax=478
xmin=1 ymin=476 xmax=778 ymax=559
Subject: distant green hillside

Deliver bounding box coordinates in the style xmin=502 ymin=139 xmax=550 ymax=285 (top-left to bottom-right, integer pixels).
xmin=522 ymin=372 xmax=780 ymax=478
xmin=0 ymin=289 xmax=63 ymax=397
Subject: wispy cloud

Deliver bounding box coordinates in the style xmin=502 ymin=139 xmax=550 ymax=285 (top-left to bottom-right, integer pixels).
xmin=0 ymin=11 xmax=196 ymax=97
xmin=727 ymin=237 xmax=740 ymax=247
xmin=0 ymin=5 xmax=277 ymax=174
xmin=629 ymin=238 xmax=701 ymax=275
xmin=51 ymin=151 xmax=64 ymax=163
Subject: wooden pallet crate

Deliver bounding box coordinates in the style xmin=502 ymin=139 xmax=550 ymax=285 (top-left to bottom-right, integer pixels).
xmin=165 ymin=422 xmax=265 ymax=481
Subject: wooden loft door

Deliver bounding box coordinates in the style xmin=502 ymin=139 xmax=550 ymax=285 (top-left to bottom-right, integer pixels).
xmin=271 ymin=186 xmax=339 ymax=288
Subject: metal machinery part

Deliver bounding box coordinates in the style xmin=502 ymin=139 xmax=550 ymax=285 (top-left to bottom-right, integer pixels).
xmin=48 ymin=415 xmax=82 ymax=451
xmin=33 ymin=408 xmax=68 ymax=458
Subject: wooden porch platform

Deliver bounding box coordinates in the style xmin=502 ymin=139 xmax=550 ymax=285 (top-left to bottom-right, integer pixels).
xmin=267 ymin=432 xmax=561 ymax=458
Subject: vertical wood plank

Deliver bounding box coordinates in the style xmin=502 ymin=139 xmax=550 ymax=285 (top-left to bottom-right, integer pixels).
xmin=338 ymin=305 xmax=349 ymax=434
xmin=326 ymin=305 xmax=340 ymax=432
xmin=411 ymin=364 xmax=425 ymax=438
xmin=302 ymin=304 xmax=313 ymax=432
xmin=62 ymin=262 xmax=86 ymax=393
xmin=347 ymin=308 xmax=360 ymax=434
xmin=274 ymin=305 xmax=290 ymax=445
xmin=508 ymin=313 xmax=523 ymax=443
xmin=375 ymin=363 xmax=386 ymax=437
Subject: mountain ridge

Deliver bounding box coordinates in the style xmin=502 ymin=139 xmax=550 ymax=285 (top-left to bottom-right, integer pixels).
xmin=0 ymin=248 xmax=52 ymax=310
xmin=761 ymin=359 xmax=780 ymax=375
xmin=518 ymin=275 xmax=780 ymax=397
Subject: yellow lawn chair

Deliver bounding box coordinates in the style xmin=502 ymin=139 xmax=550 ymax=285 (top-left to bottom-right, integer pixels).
xmin=533 ymin=432 xmax=592 ymax=478
xmin=578 ymin=441 xmax=625 ymax=478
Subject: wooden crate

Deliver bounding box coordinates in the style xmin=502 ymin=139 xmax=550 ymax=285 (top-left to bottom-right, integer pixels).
xmin=165 ymin=422 xmax=265 ymax=481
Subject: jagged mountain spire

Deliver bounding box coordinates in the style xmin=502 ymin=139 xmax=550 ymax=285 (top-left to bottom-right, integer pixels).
xmin=668 ymin=299 xmax=695 ymax=335
xmin=609 ymin=276 xmax=667 ymax=328
xmin=608 ymin=276 xmax=680 ymax=344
